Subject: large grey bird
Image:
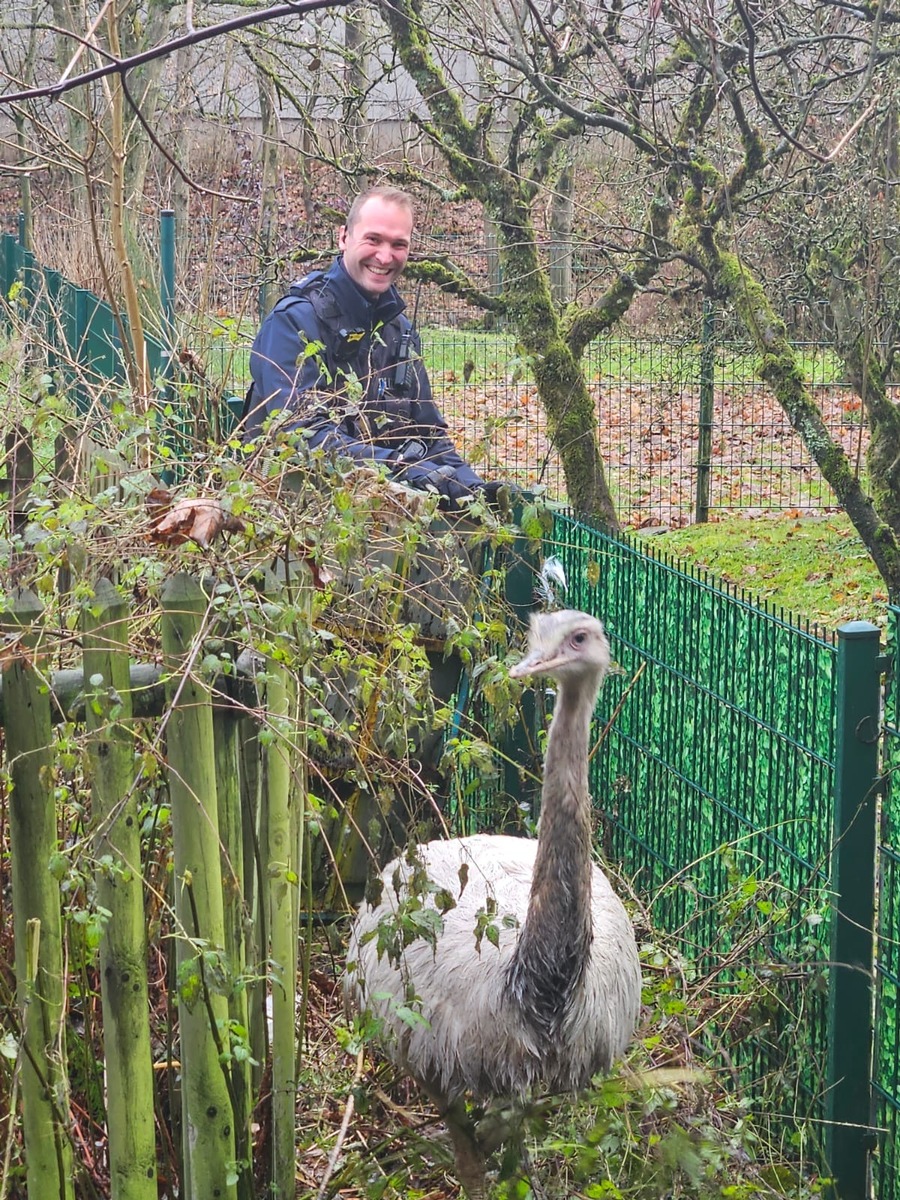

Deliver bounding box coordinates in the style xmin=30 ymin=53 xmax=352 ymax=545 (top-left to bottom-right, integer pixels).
xmin=344 ymin=610 xmax=642 ymax=1197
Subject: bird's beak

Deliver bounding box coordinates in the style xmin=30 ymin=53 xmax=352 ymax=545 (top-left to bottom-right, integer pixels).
xmin=509 ymin=647 xmax=559 ymax=679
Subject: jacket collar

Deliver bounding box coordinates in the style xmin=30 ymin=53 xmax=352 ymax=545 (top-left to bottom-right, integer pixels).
xmin=323 ymin=257 xmax=406 ymax=328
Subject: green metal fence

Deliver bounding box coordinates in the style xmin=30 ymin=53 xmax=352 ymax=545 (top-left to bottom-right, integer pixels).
xmin=877 ymin=611 xmax=900 ymax=1200
xmin=490 ymin=511 xmax=884 ymax=1200
xmin=0 ymin=231 xmax=168 ymax=412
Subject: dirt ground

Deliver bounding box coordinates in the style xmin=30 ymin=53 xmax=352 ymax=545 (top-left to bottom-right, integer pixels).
xmin=440 ymin=377 xmax=863 ymax=527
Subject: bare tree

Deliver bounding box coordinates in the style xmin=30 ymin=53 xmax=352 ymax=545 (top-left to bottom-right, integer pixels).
xmin=8 ymin=0 xmax=900 ymax=586
xmin=373 ymin=0 xmax=900 ymax=589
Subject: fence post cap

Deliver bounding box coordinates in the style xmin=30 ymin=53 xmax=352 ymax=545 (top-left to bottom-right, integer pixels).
xmin=837 ymin=620 xmax=881 ymax=638
xmin=1 ymin=587 xmax=43 ymax=627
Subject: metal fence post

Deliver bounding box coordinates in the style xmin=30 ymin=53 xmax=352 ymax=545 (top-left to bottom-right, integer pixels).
xmin=1 ymin=231 xmax=14 ymax=307
xmin=159 ymin=208 xmax=179 ymax=483
xmin=72 ymin=286 xmax=90 ymax=415
xmin=826 ymin=620 xmax=882 ymax=1199
xmin=500 ymin=511 xmax=539 ymax=820
xmin=160 ymin=208 xmax=176 ymax=378
xmin=695 ymin=299 xmax=714 ymax=523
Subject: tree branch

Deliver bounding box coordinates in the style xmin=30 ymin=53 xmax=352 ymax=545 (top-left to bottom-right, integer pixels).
xmin=0 ymin=0 xmax=351 ymax=107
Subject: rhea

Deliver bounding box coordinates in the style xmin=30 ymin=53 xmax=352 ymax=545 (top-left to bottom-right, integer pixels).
xmin=344 ymin=610 xmax=642 ymax=1197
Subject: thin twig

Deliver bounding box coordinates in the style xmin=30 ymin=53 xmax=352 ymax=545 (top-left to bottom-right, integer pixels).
xmin=589 ymin=659 xmax=647 ymax=760
xmin=316 ymin=1047 xmax=366 ymax=1200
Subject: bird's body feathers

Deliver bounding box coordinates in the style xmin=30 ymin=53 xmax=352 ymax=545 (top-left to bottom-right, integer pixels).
xmin=346 ymin=830 xmax=639 ymax=1101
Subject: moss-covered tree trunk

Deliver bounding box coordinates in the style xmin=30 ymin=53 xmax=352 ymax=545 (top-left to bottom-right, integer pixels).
xmin=689 ymin=230 xmax=900 ymax=599
xmin=549 ymin=149 xmax=574 ymax=307
xmin=343 ymin=1 xmax=371 ymax=190
xmin=813 ymin=250 xmax=900 ymax=540
xmin=255 ymin=49 xmax=281 ymax=319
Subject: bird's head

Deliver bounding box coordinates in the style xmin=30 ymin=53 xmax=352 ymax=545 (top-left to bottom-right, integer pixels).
xmin=509 ymin=609 xmax=610 ymax=684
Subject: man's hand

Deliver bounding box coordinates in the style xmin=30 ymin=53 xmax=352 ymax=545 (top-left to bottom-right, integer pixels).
xmin=400 ymin=463 xmax=474 ymax=511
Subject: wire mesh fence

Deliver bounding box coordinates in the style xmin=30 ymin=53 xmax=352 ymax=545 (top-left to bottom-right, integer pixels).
xmin=1 ymin=228 xmax=872 ymax=528
xmin=424 ymin=319 xmax=867 ymax=526
xmin=543 ymin=513 xmax=836 ymax=1115
xmin=451 ymin=511 xmax=846 ymax=1165
xmin=464 ymin=512 xmax=894 ymax=1197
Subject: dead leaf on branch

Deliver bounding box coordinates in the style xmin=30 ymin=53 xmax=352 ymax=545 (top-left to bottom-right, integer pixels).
xmin=145 ymin=486 xmax=337 ymax=588
xmin=147 ymin=490 xmax=244 ymax=549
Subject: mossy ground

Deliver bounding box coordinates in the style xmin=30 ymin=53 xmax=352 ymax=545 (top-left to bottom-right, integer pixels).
xmin=642 ymin=511 xmax=887 ymax=628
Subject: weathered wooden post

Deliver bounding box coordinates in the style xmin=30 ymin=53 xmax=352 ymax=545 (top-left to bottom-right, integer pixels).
xmin=2 ymin=589 xmax=75 ymax=1200
xmin=82 ymin=578 xmax=157 ymax=1200
xmin=213 ymin=693 xmax=253 ymax=1199
xmin=161 ymin=572 xmax=238 ymax=1200
xmin=4 ymin=424 xmax=34 ymax=584
xmin=262 ymin=571 xmax=304 ymax=1198
xmin=237 ymin=713 xmax=267 ymax=1092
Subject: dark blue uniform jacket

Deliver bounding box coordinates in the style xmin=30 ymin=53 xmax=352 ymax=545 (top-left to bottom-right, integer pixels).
xmin=245 ymin=257 xmax=484 ymax=492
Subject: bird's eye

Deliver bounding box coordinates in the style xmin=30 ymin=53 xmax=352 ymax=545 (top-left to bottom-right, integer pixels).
xmin=571 ymin=631 xmax=587 ymax=646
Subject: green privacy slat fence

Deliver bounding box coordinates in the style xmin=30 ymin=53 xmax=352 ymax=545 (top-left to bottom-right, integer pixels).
xmin=542 ymin=514 xmax=837 ymax=1119
xmin=545 ymin=514 xmax=836 ymax=871
xmin=443 ymin=510 xmax=884 ymax=1196
xmin=0 ymin=230 xmax=167 ymax=412
xmin=459 ymin=512 xmax=895 ymax=1195
xmin=876 ymin=606 xmax=900 ymax=1200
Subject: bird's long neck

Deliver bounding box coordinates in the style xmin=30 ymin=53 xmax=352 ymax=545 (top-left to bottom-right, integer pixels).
xmin=505 ymin=678 xmax=597 ymax=1039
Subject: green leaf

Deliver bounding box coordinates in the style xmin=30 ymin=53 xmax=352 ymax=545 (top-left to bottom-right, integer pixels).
xmin=48 ymin=851 xmax=68 ymax=881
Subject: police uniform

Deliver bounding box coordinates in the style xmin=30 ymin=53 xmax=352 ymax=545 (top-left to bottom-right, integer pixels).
xmin=245 ymin=257 xmax=485 ymax=506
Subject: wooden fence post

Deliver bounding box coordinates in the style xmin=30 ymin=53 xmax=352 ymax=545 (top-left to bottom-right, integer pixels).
xmin=2 ymin=589 xmax=75 ymax=1200
xmin=237 ymin=713 xmax=267 ymax=1093
xmin=82 ymin=578 xmax=157 ymax=1199
xmin=262 ymin=572 xmax=304 ymax=1198
xmin=4 ymin=424 xmax=34 ymax=585
xmin=213 ymin=700 xmax=253 ymax=1200
xmin=161 ymin=573 xmax=239 ymax=1200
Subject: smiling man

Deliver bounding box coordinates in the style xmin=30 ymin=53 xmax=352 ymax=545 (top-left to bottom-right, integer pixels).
xmin=244 ymin=185 xmax=489 ymax=510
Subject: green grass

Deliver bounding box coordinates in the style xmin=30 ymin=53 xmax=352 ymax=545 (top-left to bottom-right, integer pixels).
xmin=641 ymin=512 xmax=888 ymax=629
xmin=421 ymin=328 xmax=844 ymax=388
xmin=203 ymin=315 xmax=847 ymax=396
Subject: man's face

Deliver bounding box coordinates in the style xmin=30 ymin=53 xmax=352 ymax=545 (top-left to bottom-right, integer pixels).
xmin=339 ymin=198 xmax=412 ymax=296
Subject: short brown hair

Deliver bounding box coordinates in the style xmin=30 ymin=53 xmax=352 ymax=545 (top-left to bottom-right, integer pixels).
xmin=344 ymin=186 xmax=415 ymax=232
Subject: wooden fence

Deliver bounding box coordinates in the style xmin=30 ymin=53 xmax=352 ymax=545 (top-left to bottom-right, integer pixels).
xmin=1 ymin=569 xmax=310 ymax=1199
xmin=0 ymin=398 xmax=510 ymax=1195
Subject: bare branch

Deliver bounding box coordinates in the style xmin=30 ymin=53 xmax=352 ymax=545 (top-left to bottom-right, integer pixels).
xmin=0 ymin=0 xmax=351 ymax=107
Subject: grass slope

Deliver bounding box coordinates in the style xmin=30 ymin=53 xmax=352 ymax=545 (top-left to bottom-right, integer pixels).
xmin=642 ymin=512 xmax=888 ymax=629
